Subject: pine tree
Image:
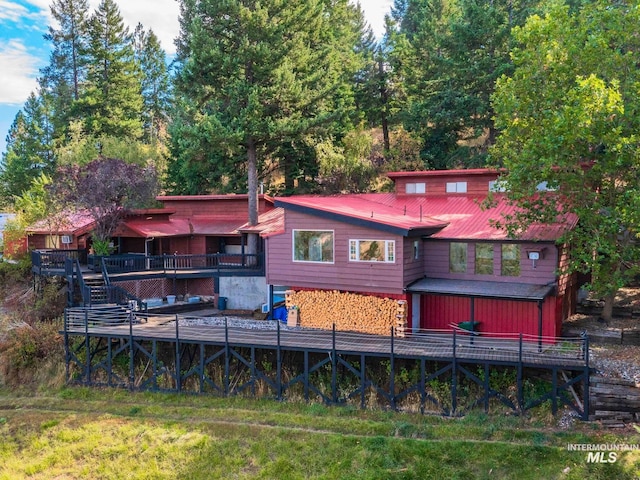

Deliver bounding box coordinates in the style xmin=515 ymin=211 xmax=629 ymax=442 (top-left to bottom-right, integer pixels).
xmin=39 ymin=0 xmax=90 ymax=139
xmin=171 ymin=0 xmax=365 ymax=223
xmin=0 ymin=93 xmax=55 ymax=205
xmin=75 ymin=0 xmax=143 ymax=139
xmin=387 ymin=0 xmax=540 ymax=169
xmin=133 ymin=24 xmax=170 ymax=145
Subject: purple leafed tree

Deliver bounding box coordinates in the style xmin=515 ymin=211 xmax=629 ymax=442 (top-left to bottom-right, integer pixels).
xmin=53 ymin=156 xmax=159 ymax=251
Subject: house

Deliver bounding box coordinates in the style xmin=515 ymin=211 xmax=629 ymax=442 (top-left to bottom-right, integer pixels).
xmin=28 ymin=195 xmax=278 ymax=310
xmin=265 ymin=169 xmax=578 ymax=340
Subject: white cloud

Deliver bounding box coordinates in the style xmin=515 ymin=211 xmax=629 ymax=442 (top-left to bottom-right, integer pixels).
xmin=0 ymin=1 xmax=29 ymax=22
xmin=1 ymin=0 xmax=50 ymax=25
xmin=88 ymin=0 xmax=180 ymax=56
xmin=0 ymin=39 xmax=40 ymax=105
xmin=355 ymin=0 xmax=394 ymax=38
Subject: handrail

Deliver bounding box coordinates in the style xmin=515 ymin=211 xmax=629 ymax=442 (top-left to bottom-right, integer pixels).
xmin=100 ymin=253 xmax=264 ymax=275
xmin=31 ymin=249 xmax=87 ymax=272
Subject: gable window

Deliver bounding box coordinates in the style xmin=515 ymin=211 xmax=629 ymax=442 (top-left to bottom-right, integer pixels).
xmin=406 ymin=182 xmax=426 ymax=194
xmin=349 ymin=239 xmax=395 ymax=262
xmin=293 ymin=230 xmax=334 ymax=263
xmin=446 ymin=181 xmax=467 ymax=193
xmin=501 ymin=244 xmax=521 ymax=276
xmin=449 ymin=242 xmax=467 ymax=273
xmin=475 ymin=243 xmax=494 ymax=275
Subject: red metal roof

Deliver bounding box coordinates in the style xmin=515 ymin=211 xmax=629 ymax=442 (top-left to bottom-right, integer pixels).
xmin=275 ymin=193 xmax=576 ymax=241
xmin=123 ymin=217 xmax=194 ymax=237
xmin=26 ymin=210 xmax=96 ymax=235
xmin=275 ymin=195 xmax=448 ymax=236
xmin=190 ymin=216 xmax=247 ymax=235
xmin=238 ymin=208 xmax=285 ymax=237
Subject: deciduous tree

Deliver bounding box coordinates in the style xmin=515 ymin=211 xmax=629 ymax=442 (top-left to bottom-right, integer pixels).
xmin=490 ymin=0 xmax=640 ymax=321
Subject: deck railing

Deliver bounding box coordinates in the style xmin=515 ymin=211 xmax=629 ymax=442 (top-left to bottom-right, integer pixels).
xmin=31 ymin=249 xmax=87 ymax=274
xmin=98 ymin=253 xmax=263 ymax=275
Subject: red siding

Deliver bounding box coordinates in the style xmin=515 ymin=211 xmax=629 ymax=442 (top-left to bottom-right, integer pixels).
xmin=423 ymin=240 xmax=558 ymax=285
xmin=267 ymin=210 xmax=406 ymax=294
xmin=159 ymin=196 xmax=272 ymax=218
xmin=420 ymin=294 xmax=559 ymax=338
xmin=393 ymin=171 xmax=499 ymax=197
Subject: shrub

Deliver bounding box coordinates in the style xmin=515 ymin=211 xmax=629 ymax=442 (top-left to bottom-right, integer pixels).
xmin=0 ymin=319 xmax=65 ymax=388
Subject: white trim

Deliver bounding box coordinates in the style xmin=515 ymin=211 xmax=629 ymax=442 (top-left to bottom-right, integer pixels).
xmin=292 ymin=229 xmax=335 ymax=264
xmin=348 ymin=239 xmax=395 ymax=263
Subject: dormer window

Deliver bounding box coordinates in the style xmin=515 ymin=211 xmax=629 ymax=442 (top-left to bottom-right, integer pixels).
xmin=446 ymin=181 xmax=467 ymax=193
xmin=406 ymin=182 xmax=426 ymax=194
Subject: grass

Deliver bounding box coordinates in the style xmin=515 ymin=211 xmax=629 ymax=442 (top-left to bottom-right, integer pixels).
xmin=0 ymin=387 xmax=639 ymax=479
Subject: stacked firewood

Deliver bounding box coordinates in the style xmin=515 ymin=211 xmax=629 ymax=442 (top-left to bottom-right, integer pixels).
xmin=285 ymin=289 xmax=401 ymax=336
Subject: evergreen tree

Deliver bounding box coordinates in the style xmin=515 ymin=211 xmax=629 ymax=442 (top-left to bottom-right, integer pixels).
xmin=388 ymin=0 xmax=540 ymax=169
xmin=171 ymin=0 xmax=365 ymax=224
xmin=75 ymin=0 xmax=143 ymax=139
xmin=0 ymin=93 xmax=55 ymax=205
xmin=39 ymin=0 xmax=90 ymax=138
xmin=133 ymin=24 xmax=171 ymax=145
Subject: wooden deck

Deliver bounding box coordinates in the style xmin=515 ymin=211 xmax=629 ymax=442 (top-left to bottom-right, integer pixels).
xmin=62 ymin=307 xmax=591 ymax=419
xmin=65 ymin=314 xmax=588 ymax=369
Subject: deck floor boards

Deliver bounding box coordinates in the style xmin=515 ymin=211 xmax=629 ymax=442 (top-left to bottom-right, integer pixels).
xmin=65 ymin=321 xmax=588 ymax=369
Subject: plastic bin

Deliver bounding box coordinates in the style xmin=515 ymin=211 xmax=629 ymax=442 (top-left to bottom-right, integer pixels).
xmin=218 ymin=296 xmax=227 ymax=310
xmin=166 ymin=295 xmax=176 ymax=304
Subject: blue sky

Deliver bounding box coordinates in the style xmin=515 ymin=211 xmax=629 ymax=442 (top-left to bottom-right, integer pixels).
xmin=0 ymin=0 xmax=393 ymax=156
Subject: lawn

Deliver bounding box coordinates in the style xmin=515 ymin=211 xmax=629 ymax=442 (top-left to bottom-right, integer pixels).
xmin=0 ymin=387 xmax=638 ymax=479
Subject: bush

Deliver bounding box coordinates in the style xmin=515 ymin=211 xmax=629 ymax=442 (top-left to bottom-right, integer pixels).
xmin=0 ymin=256 xmax=32 ymax=296
xmin=0 ymin=319 xmax=65 ymax=388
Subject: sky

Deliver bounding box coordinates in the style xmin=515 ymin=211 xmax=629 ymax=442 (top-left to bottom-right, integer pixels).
xmin=0 ymin=0 xmax=393 ymax=156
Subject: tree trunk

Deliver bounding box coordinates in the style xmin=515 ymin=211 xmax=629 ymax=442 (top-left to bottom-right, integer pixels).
xmin=601 ymin=292 xmax=615 ymax=322
xmin=247 ymin=138 xmax=258 ymax=226
xmin=378 ymin=57 xmax=390 ymax=153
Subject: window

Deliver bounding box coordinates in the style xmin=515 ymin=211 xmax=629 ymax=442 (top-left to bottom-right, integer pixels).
xmin=475 ymin=243 xmax=494 ymax=275
xmin=446 ymin=181 xmax=467 ymax=193
xmin=489 ymin=180 xmax=507 ymax=192
xmin=293 ymin=230 xmax=334 ymax=263
xmin=349 ymin=239 xmax=395 ymax=262
xmin=449 ymin=242 xmax=467 ymax=273
xmin=406 ymin=182 xmax=426 ymax=194
xmin=501 ymin=244 xmax=521 ymax=276
xmin=413 ymin=240 xmax=420 ymax=260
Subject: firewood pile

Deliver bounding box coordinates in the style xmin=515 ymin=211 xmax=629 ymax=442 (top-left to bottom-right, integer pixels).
xmin=285 ymin=290 xmax=407 ymax=336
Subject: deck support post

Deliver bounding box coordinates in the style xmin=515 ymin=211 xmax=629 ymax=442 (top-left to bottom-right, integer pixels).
xmin=304 ymin=350 xmax=309 ymax=402
xmin=151 ymin=339 xmax=158 ymax=391
xmin=224 ymin=318 xmax=230 ymax=395
xmin=64 ymin=311 xmax=70 ymax=384
xmin=551 ymin=367 xmax=558 ymax=415
xmin=107 ymin=336 xmax=113 ymax=386
xmin=84 ymin=309 xmax=90 ymax=385
xmin=420 ymin=358 xmax=426 ymax=414
xmin=483 ymin=363 xmax=490 ymax=412
xmin=277 ymin=321 xmax=282 ymax=401
xmin=175 ymin=314 xmax=181 ymax=392
xmin=390 ymin=327 xmax=396 ymax=411
xmin=451 ymin=330 xmax=457 ymax=416
xmin=331 ymin=324 xmax=337 ymax=405
xmin=250 ymin=347 xmax=256 ymax=397
xmin=199 ymin=343 xmax=205 ymax=393
xmin=360 ymin=354 xmax=366 ymax=410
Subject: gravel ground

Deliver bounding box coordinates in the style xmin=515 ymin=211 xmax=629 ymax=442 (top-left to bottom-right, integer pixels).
xmin=179 ymin=315 xmax=297 ymax=330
